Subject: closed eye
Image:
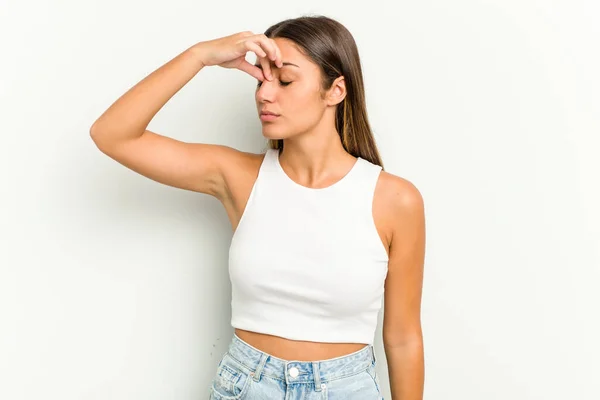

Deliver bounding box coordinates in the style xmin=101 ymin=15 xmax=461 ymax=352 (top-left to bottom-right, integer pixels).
xmin=256 ymin=80 xmax=292 ymax=88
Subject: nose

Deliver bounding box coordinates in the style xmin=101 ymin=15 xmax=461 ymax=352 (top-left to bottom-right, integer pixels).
xmin=255 ymin=78 xmax=277 ymax=102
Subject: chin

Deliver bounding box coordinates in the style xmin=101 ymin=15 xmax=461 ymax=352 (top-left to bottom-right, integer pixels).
xmin=261 ymin=129 xmax=277 ymax=139
xmin=261 ymin=127 xmax=288 ymax=140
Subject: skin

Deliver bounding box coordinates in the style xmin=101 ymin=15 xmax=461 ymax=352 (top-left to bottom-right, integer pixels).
xmin=254 ymin=37 xmax=358 ymax=187
xmin=219 ymin=39 xmax=426 ymax=388
xmin=91 ymin=33 xmax=425 ymax=397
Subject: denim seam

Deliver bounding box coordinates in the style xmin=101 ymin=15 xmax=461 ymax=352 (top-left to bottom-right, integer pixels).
xmin=226 ymin=352 xmax=372 ymax=385
xmin=252 ymin=365 xmax=371 ymax=384
xmin=226 ymin=352 xmax=256 ymax=375
xmin=365 ymin=364 xmax=381 ymax=393
xmin=210 ymin=368 xmax=253 ymax=400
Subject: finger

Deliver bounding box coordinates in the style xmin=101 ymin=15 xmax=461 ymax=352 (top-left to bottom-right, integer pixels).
xmin=271 ymin=38 xmax=283 ymax=68
xmin=255 ymin=34 xmax=278 ymax=68
xmin=244 ymin=41 xmax=271 ymax=80
xmin=252 ymin=38 xmax=274 ymax=80
xmin=260 ymin=54 xmax=272 ymax=81
xmin=244 ymin=42 xmax=269 ymax=79
xmin=245 ymin=41 xmax=267 ymax=60
xmin=236 ymin=59 xmax=265 ymax=81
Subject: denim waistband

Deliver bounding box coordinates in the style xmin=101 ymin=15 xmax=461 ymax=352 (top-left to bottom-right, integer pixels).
xmin=226 ymin=333 xmax=376 ymax=391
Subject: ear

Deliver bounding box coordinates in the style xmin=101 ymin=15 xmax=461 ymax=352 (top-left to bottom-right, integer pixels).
xmin=325 ymin=76 xmax=346 ymax=106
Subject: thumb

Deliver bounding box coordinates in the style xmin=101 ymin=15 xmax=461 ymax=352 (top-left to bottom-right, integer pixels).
xmin=236 ymin=60 xmax=265 ymax=82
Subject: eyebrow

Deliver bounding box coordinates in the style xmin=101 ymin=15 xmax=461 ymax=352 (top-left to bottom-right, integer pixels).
xmin=254 ymin=62 xmax=300 ymax=69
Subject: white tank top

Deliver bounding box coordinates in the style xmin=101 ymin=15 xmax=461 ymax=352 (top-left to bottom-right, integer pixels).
xmin=229 ymin=148 xmax=389 ymax=345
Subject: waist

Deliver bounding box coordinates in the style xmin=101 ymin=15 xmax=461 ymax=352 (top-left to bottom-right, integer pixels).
xmin=228 ymin=330 xmax=375 ymax=382
xmin=235 ymin=329 xmax=368 ymax=361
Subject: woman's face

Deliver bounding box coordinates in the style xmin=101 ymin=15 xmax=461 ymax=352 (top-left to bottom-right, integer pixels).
xmin=255 ymin=38 xmax=330 ymax=140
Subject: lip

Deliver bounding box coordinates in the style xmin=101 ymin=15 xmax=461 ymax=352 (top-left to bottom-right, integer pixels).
xmin=260 ymin=113 xmax=280 ymax=122
xmin=260 ymin=110 xmax=280 ymax=116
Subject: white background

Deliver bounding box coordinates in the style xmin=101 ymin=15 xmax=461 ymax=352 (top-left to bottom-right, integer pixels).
xmin=1 ymin=1 xmax=598 ymax=399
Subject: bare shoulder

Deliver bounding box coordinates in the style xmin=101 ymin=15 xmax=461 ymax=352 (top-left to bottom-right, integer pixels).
xmin=238 ymin=149 xmax=267 ymax=167
xmin=219 ymin=149 xmax=267 ymax=227
xmin=376 ymin=171 xmax=424 ymax=210
xmin=224 ymin=149 xmax=266 ymax=182
xmin=373 ymin=170 xmax=425 ymax=249
xmin=210 ymin=147 xmax=264 ymax=200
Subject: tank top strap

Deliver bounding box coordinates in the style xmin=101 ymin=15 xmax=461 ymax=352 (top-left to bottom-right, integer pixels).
xmin=351 ymin=157 xmax=383 ymax=217
xmin=259 ymin=148 xmax=281 ymax=175
xmin=228 ymin=148 xmax=389 ymax=344
xmin=262 ymin=148 xmax=380 ymax=194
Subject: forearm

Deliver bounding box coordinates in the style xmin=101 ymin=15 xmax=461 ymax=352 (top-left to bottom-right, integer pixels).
xmin=90 ymin=42 xmax=207 ymax=145
xmin=384 ymin=341 xmax=424 ymax=400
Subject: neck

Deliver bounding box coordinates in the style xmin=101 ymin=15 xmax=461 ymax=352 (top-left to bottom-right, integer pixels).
xmin=279 ymin=122 xmax=356 ymax=187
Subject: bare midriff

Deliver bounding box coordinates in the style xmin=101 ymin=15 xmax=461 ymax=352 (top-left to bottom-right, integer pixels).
xmin=234 ymin=328 xmax=368 ymax=362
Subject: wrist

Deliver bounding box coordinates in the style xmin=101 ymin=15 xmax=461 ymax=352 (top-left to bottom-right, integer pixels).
xmin=188 ymin=42 xmax=208 ymax=68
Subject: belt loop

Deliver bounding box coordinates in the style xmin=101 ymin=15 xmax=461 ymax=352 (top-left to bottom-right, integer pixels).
xmin=312 ymin=362 xmax=322 ymax=391
xmin=371 ymin=345 xmax=376 ymax=364
xmin=253 ymin=353 xmax=269 ymax=382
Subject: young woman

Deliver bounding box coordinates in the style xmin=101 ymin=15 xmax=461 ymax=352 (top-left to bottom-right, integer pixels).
xmin=91 ymin=15 xmax=425 ymax=400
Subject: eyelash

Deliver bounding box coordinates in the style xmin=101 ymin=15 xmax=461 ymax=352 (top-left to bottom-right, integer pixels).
xmin=256 ymin=80 xmax=292 ymax=88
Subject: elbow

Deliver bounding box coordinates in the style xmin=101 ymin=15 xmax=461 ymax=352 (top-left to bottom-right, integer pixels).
xmin=89 ymin=124 xmax=112 ymax=153
xmin=89 ymin=122 xmax=102 ymax=142
xmin=89 ymin=125 xmax=103 ymax=149
xmin=383 ymin=332 xmax=424 ymax=349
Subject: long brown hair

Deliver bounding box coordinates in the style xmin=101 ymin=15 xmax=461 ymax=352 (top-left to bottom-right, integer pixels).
xmin=263 ymin=15 xmax=384 ymax=169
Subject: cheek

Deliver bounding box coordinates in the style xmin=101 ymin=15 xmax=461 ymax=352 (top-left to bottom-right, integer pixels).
xmin=288 ymin=86 xmax=322 ymax=113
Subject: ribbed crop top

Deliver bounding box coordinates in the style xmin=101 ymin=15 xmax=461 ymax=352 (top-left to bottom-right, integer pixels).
xmin=228 ymin=148 xmax=389 ymax=345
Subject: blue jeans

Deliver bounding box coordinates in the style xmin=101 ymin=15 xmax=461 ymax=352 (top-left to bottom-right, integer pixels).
xmin=208 ymin=333 xmax=384 ymax=399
